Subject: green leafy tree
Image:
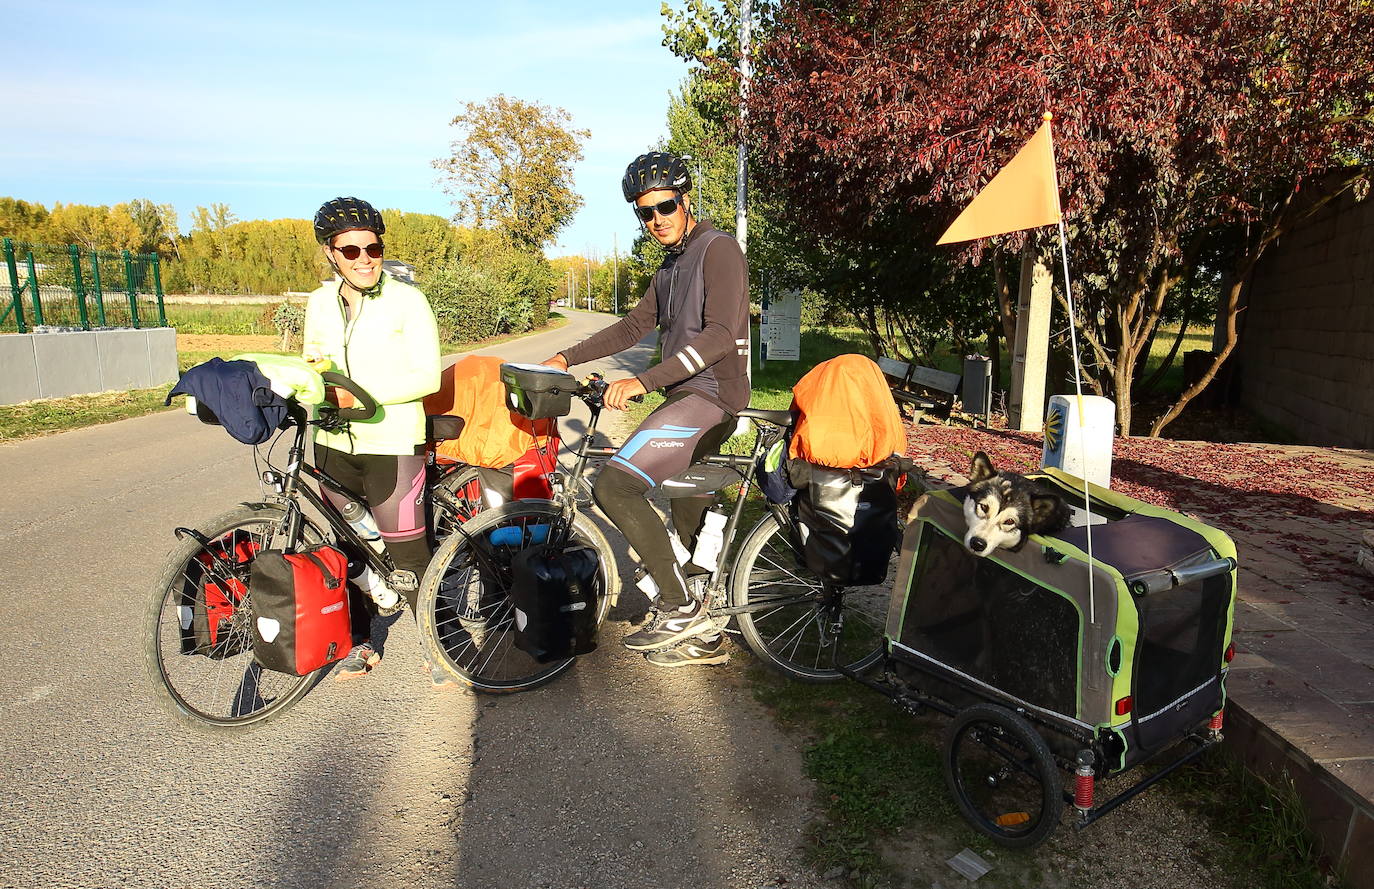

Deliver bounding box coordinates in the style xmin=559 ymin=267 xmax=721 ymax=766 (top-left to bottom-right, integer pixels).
xmin=426 ymin=229 xmax=555 ymax=342
xmin=0 ymin=198 xmax=51 ymax=243
xmin=434 ymin=95 xmax=589 ymax=250
xmin=379 ymin=210 xmax=463 ymax=279
xmin=45 ymin=203 xmax=141 ymax=253
xmin=126 ymin=199 xmax=180 ymax=258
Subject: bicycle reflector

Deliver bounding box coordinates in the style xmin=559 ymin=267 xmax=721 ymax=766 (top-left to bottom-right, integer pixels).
xmin=1114 ymin=696 xmax=1133 ymax=716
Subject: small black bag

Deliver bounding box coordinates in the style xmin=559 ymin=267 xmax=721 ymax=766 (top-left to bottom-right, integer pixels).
xmin=500 ymin=363 xmax=578 ymax=420
xmin=756 ymin=434 xmax=803 ymax=505
xmin=796 ymin=463 xmax=901 ymax=586
xmin=508 ymin=543 xmax=601 ymax=663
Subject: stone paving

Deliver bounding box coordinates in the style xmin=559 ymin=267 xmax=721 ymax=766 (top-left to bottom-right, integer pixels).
xmin=902 ymin=428 xmax=1374 ymax=885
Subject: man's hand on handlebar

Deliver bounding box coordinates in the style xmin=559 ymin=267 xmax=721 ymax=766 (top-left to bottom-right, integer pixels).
xmin=541 ymin=353 xmax=570 ymax=372
xmin=604 ymin=377 xmax=647 ymax=411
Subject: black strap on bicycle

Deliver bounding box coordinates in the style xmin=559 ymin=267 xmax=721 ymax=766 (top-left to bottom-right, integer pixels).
xmin=299 ymin=550 xmax=341 ymax=588
xmin=174 ymin=526 xmax=241 ymax=579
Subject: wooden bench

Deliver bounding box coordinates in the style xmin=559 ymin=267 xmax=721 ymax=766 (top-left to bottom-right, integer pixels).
xmin=877 ymin=357 xmax=962 ymax=424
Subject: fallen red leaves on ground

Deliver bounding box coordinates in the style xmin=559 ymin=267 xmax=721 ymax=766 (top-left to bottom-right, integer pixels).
xmin=905 ymin=424 xmax=1374 ymax=597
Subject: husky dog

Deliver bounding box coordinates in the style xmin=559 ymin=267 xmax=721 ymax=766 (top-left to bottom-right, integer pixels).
xmin=962 ymin=451 xmax=1070 ymax=555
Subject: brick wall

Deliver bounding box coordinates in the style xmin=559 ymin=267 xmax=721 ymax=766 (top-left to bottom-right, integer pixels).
xmin=1238 ymin=185 xmax=1374 ymax=448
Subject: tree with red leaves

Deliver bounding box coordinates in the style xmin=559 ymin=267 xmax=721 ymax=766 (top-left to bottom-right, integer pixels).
xmin=747 ymin=0 xmax=1374 ymax=435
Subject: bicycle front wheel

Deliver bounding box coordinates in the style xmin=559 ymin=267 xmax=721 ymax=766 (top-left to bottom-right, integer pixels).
xmin=730 ymin=511 xmax=891 ymax=681
xmin=142 ymin=503 xmax=328 ymax=731
xmin=416 ymin=501 xmax=618 ymax=693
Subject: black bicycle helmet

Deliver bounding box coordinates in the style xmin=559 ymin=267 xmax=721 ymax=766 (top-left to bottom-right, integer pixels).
xmin=621 ymin=152 xmax=691 ymax=202
xmin=313 ymin=196 xmax=385 ymax=244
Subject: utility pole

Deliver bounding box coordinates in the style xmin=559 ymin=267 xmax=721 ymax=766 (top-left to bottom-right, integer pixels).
xmin=585 ymin=258 xmax=592 ymax=311
xmin=612 ymin=233 xmax=619 ymax=314
xmin=736 ymin=0 xmax=752 ymax=255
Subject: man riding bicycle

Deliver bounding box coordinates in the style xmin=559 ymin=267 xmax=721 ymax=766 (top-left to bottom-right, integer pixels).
xmin=543 ymin=151 xmax=750 ymax=668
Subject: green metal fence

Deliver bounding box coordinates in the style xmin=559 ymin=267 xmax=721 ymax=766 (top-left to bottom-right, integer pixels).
xmin=1 ymin=239 xmax=166 ymax=333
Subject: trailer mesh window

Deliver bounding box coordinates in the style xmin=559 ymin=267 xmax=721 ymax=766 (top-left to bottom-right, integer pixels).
xmin=899 ymin=528 xmax=1080 ymax=719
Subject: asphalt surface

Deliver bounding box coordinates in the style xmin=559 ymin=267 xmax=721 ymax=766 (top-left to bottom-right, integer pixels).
xmin=0 ymin=309 xmax=835 ymax=889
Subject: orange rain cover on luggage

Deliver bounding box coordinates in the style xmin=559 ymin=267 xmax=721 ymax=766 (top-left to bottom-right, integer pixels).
xmin=423 ymin=355 xmax=550 ymax=468
xmin=789 ymin=354 xmax=905 ymax=468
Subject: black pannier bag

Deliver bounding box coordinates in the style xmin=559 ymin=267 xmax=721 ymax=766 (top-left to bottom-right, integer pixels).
xmin=795 ymin=462 xmax=901 ymax=586
xmin=508 ymin=543 xmax=601 ymax=663
xmin=180 ymin=530 xmax=260 ymax=659
xmin=250 ymin=545 xmax=353 ymax=675
xmin=500 ymin=363 xmax=578 ymax=420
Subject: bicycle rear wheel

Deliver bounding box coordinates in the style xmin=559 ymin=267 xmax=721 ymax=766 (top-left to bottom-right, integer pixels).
xmin=416 ymin=501 xmax=617 ymax=693
xmin=432 ymin=464 xmax=486 ymax=541
xmin=142 ymin=503 xmax=328 ymax=731
xmin=730 ymin=511 xmax=890 ymax=681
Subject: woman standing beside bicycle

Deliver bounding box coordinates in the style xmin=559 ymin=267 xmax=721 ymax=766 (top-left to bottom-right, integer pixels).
xmin=303 ymin=196 xmax=441 ymax=681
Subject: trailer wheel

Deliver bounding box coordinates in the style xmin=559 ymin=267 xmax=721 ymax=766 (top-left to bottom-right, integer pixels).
xmin=943 ymin=703 xmax=1063 ymax=848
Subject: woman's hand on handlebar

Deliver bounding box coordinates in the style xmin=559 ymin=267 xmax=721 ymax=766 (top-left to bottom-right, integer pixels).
xmin=604 ymin=377 xmax=647 ymax=411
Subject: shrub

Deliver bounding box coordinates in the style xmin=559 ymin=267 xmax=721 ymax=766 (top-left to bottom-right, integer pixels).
xmin=268 ymin=301 xmax=305 ymax=350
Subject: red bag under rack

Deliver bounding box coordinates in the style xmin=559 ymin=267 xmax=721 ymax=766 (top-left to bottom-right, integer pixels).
xmin=250 ymin=545 xmax=352 ymax=675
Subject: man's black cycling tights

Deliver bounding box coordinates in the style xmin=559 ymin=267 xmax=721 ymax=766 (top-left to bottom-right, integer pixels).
xmin=593 ymin=390 xmax=733 ymax=608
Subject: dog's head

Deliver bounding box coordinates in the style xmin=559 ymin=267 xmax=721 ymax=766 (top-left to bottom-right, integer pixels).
xmin=961 ymin=451 xmax=1070 ymax=556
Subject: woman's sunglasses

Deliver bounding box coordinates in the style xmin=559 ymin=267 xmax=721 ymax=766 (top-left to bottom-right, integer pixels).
xmin=634 ymin=196 xmax=682 ymax=222
xmin=333 ymin=242 xmax=384 ymax=260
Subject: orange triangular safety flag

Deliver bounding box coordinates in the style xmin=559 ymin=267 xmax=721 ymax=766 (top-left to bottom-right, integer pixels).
xmin=937 ymin=118 xmax=1062 ymax=245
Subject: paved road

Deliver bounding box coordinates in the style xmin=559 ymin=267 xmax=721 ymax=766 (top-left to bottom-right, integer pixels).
xmin=0 ymin=309 xmax=832 ymax=889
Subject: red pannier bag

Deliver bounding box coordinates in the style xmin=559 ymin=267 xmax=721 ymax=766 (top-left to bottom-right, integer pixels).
xmin=180 ymin=531 xmax=261 ymax=659
xmin=249 ymin=545 xmax=352 ymax=675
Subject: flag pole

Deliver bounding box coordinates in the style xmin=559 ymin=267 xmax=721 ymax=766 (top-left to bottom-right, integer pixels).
xmin=1044 ymin=111 xmax=1098 ymax=624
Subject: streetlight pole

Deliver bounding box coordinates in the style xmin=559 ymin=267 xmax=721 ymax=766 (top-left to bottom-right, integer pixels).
xmin=585 ymin=258 xmax=592 ymax=311
xmin=612 ymin=233 xmax=618 ymax=314
xmin=736 ymin=0 xmax=752 ymax=255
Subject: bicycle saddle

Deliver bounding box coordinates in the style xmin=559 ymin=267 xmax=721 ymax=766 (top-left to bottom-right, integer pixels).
xmin=737 ymin=408 xmax=795 ymax=427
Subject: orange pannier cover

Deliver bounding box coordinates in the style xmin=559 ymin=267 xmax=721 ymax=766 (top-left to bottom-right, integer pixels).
xmin=423 ymin=355 xmax=552 ymax=468
xmin=789 ymin=354 xmax=905 ymax=469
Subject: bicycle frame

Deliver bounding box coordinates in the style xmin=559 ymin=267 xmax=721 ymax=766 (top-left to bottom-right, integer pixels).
xmin=257 ymin=404 xmax=394 ymax=579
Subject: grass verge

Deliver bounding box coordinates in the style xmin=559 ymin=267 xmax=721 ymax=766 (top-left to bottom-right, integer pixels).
xmin=1166 ymin=748 xmax=1336 ymax=889
xmin=747 ymin=663 xmax=972 ymax=886
xmin=751 ymin=661 xmax=1338 ymax=889
xmin=0 ymin=388 xmax=179 ymax=442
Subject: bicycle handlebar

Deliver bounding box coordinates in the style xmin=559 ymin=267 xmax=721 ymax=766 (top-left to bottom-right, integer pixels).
xmin=575 ymin=373 xmax=644 ymax=408
xmin=319 ymin=371 xmax=379 ymax=422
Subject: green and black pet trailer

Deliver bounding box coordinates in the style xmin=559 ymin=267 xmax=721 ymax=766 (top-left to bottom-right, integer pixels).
xmin=870 ymin=467 xmax=1238 ymax=847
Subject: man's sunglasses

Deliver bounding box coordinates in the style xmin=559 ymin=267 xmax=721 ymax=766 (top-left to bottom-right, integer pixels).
xmin=634 ymin=196 xmax=682 ymax=222
xmin=333 ymin=242 xmax=384 ymax=260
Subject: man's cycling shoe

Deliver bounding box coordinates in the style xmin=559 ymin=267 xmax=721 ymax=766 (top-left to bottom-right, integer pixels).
xmin=334 ymin=643 xmax=380 ymax=681
xmin=621 ymin=601 xmax=712 ymax=652
xmin=645 ymin=634 xmax=728 ymax=668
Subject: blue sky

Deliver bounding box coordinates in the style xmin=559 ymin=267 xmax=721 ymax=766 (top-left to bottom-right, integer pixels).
xmin=0 ymin=0 xmax=693 ymax=257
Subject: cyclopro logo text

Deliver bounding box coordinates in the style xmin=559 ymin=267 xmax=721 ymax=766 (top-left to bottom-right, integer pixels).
xmin=649 ymin=440 xmax=686 ymax=449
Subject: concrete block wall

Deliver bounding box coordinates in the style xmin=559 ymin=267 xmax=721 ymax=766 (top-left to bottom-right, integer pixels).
xmin=1240 ymin=186 xmax=1374 ymax=447
xmin=0 ymin=328 xmax=178 ymax=404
